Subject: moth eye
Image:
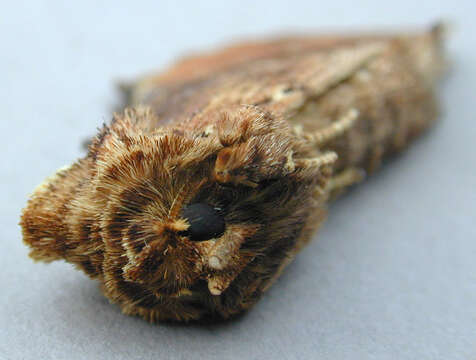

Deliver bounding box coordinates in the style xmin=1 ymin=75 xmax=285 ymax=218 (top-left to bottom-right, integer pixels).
xmin=180 ymin=203 xmax=225 ymax=242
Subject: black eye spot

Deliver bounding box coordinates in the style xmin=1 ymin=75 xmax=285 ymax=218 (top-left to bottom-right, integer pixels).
xmin=180 ymin=203 xmax=225 ymax=242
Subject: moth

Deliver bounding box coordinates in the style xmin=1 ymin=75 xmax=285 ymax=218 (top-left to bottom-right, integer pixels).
xmin=21 ymin=24 xmax=446 ymax=322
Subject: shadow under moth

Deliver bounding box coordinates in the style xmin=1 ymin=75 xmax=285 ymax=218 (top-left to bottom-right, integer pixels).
xmin=21 ymin=24 xmax=446 ymax=322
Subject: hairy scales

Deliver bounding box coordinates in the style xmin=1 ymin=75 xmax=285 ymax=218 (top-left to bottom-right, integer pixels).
xmin=21 ymin=24 xmax=445 ymax=322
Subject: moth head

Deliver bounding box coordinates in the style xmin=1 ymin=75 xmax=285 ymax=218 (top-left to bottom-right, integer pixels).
xmin=22 ymin=106 xmax=334 ymax=320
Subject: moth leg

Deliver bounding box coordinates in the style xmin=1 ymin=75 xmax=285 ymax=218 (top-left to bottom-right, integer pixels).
xmin=327 ymin=167 xmax=366 ymax=197
xmin=303 ymin=108 xmax=359 ymax=146
xmin=293 ymin=151 xmax=338 ymax=181
xmin=205 ymin=225 xmax=259 ymax=295
xmin=207 ymin=264 xmax=249 ymax=296
xmin=294 ymin=151 xmax=338 ymax=171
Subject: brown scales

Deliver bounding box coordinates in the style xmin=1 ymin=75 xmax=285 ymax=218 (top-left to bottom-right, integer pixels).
xmin=21 ymin=24 xmax=446 ymax=322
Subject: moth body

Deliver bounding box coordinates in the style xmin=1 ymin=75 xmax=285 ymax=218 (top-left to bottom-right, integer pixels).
xmin=21 ymin=24 xmax=446 ymax=322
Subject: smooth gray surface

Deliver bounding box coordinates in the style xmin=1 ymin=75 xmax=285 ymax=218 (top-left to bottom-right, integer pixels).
xmin=1 ymin=1 xmax=475 ymax=359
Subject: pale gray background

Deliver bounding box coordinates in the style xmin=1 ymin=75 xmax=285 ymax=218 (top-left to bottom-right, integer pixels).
xmin=1 ymin=1 xmax=475 ymax=359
